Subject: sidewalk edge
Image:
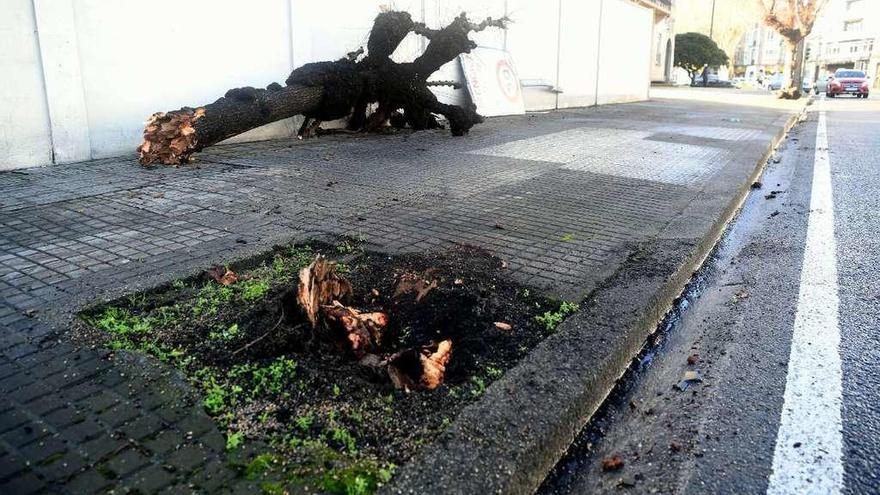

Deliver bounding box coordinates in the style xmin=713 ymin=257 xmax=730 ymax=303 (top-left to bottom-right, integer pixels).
xmin=385 ymin=105 xmax=807 ymax=495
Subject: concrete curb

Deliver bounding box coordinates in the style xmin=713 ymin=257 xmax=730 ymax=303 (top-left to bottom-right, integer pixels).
xmin=385 ymin=104 xmax=807 ymax=495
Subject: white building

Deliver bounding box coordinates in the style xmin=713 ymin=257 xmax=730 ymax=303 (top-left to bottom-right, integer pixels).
xmin=805 ymin=0 xmax=880 ymax=85
xmin=631 ymin=0 xmax=676 ymax=83
xmin=734 ymin=24 xmax=790 ymax=80
xmin=1 ymin=0 xmax=665 ymax=171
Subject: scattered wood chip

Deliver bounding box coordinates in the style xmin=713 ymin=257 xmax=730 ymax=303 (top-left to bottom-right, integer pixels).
xmin=674 ymin=370 xmax=703 ymax=391
xmin=393 ymin=269 xmax=439 ymax=302
xmin=601 ymin=455 xmax=624 ymax=472
xmin=494 ymin=322 xmax=512 ymax=331
xmin=297 ymin=257 xmax=353 ymax=328
xmin=387 ymin=339 xmax=453 ymax=391
xmin=670 ymin=441 xmax=682 ymax=452
xmin=687 ymin=353 xmax=699 ymax=365
xmin=206 ymin=265 xmax=238 ymax=286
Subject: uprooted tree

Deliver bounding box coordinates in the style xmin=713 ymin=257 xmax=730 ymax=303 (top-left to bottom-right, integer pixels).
xmin=138 ymin=11 xmax=506 ymax=166
xmin=757 ymin=0 xmax=829 ymax=99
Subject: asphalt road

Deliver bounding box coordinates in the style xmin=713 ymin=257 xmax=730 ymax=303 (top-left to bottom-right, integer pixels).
xmin=540 ymin=94 xmax=880 ymax=495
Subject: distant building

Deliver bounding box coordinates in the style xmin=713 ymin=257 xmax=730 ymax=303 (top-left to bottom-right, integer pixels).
xmin=734 ymin=24 xmax=789 ymax=80
xmin=804 ymin=0 xmax=880 ymax=87
xmin=630 ymin=0 xmax=676 ymax=83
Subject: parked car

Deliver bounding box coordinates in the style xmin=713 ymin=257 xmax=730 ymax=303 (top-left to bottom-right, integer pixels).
xmin=802 ymin=79 xmax=814 ymax=94
xmin=826 ymin=69 xmax=870 ymax=98
xmin=816 ymin=76 xmax=831 ymax=94
xmin=767 ymin=75 xmax=784 ymax=91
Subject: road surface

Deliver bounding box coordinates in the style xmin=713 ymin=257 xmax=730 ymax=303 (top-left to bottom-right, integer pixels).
xmin=540 ymin=94 xmax=880 ymax=495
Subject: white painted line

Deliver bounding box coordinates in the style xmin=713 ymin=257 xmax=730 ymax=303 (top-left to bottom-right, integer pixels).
xmin=767 ymin=112 xmax=844 ymax=494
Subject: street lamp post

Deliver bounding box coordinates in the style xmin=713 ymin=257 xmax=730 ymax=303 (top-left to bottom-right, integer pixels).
xmin=710 ymin=0 xmax=716 ymax=39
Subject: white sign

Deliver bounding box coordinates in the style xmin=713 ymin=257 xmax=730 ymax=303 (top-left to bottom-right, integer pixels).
xmin=460 ymin=47 xmax=526 ymax=117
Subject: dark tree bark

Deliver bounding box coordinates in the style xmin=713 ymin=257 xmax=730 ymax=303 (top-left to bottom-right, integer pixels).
xmin=138 ymin=11 xmax=506 ymax=166
xmin=138 ymin=84 xmax=324 ymax=165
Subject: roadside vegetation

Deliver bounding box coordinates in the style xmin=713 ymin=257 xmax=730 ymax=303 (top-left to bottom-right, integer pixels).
xmin=78 ymin=241 xmax=580 ymax=493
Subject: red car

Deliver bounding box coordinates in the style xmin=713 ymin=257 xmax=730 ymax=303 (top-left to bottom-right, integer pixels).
xmin=826 ymin=69 xmax=870 ymax=98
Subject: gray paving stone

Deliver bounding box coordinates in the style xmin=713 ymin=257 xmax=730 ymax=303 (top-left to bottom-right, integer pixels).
xmin=0 ymin=98 xmax=795 ymax=493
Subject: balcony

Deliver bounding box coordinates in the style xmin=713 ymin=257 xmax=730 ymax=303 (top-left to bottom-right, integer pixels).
xmin=631 ymin=0 xmax=672 ymax=16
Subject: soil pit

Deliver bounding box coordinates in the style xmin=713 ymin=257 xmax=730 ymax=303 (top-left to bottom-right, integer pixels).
xmin=76 ymin=242 xmax=578 ymax=494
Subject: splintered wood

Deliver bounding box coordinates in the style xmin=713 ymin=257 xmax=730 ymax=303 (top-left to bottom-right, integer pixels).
xmin=387 ymin=339 xmax=453 ymax=391
xmin=295 ymin=256 xmax=453 ymax=391
xmin=297 ymin=257 xmax=353 ymax=328
xmin=206 ymin=265 xmax=238 ymax=286
xmin=137 ymin=108 xmax=205 ymax=165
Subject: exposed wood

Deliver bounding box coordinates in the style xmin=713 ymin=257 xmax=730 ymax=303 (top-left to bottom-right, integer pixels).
xmin=138 ymin=10 xmax=507 ymax=166
xmin=138 ymin=84 xmax=324 ymax=165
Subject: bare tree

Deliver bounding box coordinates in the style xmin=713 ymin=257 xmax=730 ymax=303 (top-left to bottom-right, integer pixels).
xmin=675 ymin=0 xmax=763 ymax=76
xmin=757 ymin=0 xmax=829 ymax=98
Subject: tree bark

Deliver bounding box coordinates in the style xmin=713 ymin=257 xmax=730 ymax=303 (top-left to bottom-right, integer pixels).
xmin=779 ymin=38 xmax=805 ymax=99
xmin=790 ymin=38 xmax=806 ymax=93
xmin=138 ymin=11 xmax=506 ymax=167
xmin=138 ymin=84 xmax=324 ymax=165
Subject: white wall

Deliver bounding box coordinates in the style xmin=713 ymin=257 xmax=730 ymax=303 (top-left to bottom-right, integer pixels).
xmin=0 ymin=0 xmax=655 ymax=170
xmin=1 ymin=0 xmax=53 ymax=170
xmin=597 ymin=0 xmax=652 ymax=104
xmin=557 ymin=0 xmax=603 ymax=109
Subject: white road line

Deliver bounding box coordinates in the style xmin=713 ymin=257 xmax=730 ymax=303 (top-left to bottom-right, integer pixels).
xmin=767 ymin=111 xmax=844 ymax=494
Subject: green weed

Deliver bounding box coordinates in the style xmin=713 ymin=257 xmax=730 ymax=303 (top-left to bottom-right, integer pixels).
xmin=535 ymin=301 xmax=580 ymax=331
xmin=560 ymin=232 xmax=575 ymax=242
xmin=260 ymin=482 xmax=285 ymax=495
xmin=245 ymin=453 xmax=277 ymax=479
xmin=86 ymin=307 xmax=154 ymax=336
xmin=227 ymin=431 xmax=245 ymax=451
xmin=209 ymin=323 xmax=242 ymax=342
xmin=192 ymin=283 xmax=233 ymax=316
xmin=486 ymin=367 xmax=503 ymax=379
xmin=295 ymin=414 xmax=314 ymax=432
xmin=319 ymin=461 xmax=395 ymax=495
xmin=240 ymin=279 xmax=270 ymax=302
xmin=330 ymin=427 xmax=357 ymax=454
xmin=336 ymin=240 xmax=356 ymax=254
xmin=469 ymin=376 xmax=486 ymax=397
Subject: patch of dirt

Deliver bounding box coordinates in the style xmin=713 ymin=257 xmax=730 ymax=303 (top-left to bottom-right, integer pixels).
xmin=76 ymin=242 xmax=568 ymax=493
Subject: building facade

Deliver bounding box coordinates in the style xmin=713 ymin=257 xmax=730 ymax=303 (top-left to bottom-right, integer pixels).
xmin=804 ymin=0 xmax=880 ymax=86
xmin=631 ymin=0 xmax=676 ymax=83
xmin=734 ymin=24 xmax=790 ymax=80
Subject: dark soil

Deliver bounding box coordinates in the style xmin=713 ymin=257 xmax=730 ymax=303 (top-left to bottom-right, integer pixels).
xmin=76 ymin=241 xmax=571 ymax=494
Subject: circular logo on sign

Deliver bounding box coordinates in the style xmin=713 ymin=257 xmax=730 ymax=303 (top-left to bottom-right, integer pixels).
xmin=496 ymin=59 xmax=521 ymax=103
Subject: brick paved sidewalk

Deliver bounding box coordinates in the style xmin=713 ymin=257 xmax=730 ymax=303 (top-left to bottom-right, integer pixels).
xmin=0 ymin=94 xmax=798 ymax=493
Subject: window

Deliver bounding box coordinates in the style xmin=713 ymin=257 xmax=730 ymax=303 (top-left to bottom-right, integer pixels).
xmin=656 ymin=33 xmax=663 ymax=65
xmin=844 ymin=19 xmax=863 ymax=32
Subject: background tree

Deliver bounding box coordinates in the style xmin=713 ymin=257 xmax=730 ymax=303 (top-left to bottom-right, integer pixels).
xmin=674 ymin=33 xmax=730 ymax=84
xmin=757 ymin=0 xmax=829 ymax=98
xmin=675 ymin=0 xmax=763 ymax=76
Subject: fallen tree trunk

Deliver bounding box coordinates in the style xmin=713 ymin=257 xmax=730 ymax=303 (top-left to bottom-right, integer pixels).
xmin=138 ymin=11 xmax=506 ymax=166
xmin=138 ymin=84 xmax=324 ymax=165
